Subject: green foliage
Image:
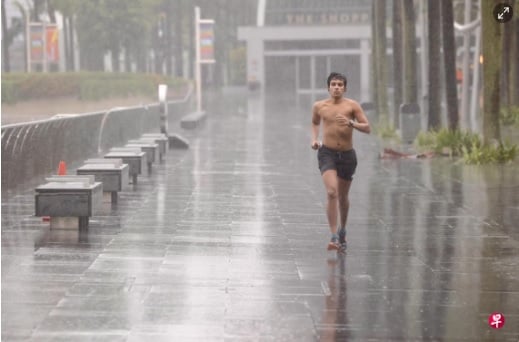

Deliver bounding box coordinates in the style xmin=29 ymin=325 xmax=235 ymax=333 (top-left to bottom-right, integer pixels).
xmin=500 ymin=106 xmax=519 ymax=126
xmin=1 ymin=72 xmax=187 ymax=103
xmin=1 ymin=79 xmax=18 ymax=104
xmin=415 ymin=128 xmax=481 ymax=156
xmin=375 ymin=118 xmax=400 ymax=141
xmin=462 ymin=141 xmax=518 ymax=164
xmin=415 ymin=128 xmax=517 ymax=164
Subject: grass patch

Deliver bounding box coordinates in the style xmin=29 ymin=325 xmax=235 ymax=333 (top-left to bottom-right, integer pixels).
xmin=462 ymin=141 xmax=518 ymax=164
xmin=415 ymin=128 xmax=517 ymax=164
xmin=1 ymin=72 xmax=188 ymax=104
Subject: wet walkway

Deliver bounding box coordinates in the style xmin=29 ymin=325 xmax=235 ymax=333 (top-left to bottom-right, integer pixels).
xmin=2 ymin=90 xmax=519 ymax=341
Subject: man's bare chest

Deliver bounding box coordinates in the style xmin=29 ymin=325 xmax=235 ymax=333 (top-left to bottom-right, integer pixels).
xmin=320 ymin=106 xmax=354 ymax=122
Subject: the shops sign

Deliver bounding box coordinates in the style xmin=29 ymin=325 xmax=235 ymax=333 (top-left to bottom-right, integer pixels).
xmin=283 ymin=11 xmax=370 ymax=25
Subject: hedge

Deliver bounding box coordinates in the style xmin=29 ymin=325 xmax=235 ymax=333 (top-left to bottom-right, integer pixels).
xmin=1 ymin=72 xmax=187 ymax=104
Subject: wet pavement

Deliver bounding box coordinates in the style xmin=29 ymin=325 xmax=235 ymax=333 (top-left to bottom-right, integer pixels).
xmin=2 ymin=90 xmax=519 ymax=341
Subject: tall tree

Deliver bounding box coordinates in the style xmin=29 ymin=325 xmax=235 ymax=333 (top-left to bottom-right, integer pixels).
xmin=481 ymin=0 xmax=502 ymax=143
xmin=513 ymin=7 xmax=519 ymax=106
xmin=392 ymin=0 xmax=404 ymax=128
xmin=52 ymin=0 xmax=80 ymax=71
xmin=440 ymin=0 xmax=459 ymax=130
xmin=373 ymin=1 xmax=389 ymax=123
xmin=2 ymin=0 xmax=10 ymax=72
xmin=402 ymin=0 xmax=418 ymax=104
xmin=502 ymin=0 xmax=519 ymax=108
xmin=427 ymin=0 xmax=441 ymax=129
xmin=173 ymin=0 xmax=184 ymax=77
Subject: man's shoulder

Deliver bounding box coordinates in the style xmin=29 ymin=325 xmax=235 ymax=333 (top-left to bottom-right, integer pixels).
xmin=343 ymin=97 xmax=360 ymax=106
xmin=313 ymin=98 xmax=331 ymax=108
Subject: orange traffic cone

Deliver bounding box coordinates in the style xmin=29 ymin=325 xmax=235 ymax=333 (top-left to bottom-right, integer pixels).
xmin=43 ymin=161 xmax=67 ymax=223
xmin=57 ymin=160 xmax=67 ymax=175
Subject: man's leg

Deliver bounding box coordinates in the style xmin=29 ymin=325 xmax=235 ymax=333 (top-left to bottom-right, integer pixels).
xmin=337 ymin=177 xmax=352 ymax=248
xmin=322 ymin=169 xmax=340 ymax=249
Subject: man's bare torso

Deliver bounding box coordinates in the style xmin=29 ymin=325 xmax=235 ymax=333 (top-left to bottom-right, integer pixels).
xmin=315 ymin=98 xmax=357 ymax=151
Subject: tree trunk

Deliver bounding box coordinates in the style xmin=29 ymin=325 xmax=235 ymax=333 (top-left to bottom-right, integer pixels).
xmin=32 ymin=0 xmax=41 ymax=21
xmin=124 ymin=47 xmax=131 ymax=72
xmin=2 ymin=0 xmax=10 ymax=72
xmin=135 ymin=44 xmax=147 ymax=72
xmin=513 ymin=14 xmax=519 ymax=106
xmin=427 ymin=0 xmax=441 ymax=129
xmin=46 ymin=0 xmax=56 ymax=23
xmin=440 ymin=0 xmax=459 ymax=130
xmin=402 ymin=0 xmax=418 ymax=104
xmin=481 ymin=0 xmax=502 ymax=144
xmin=188 ymin=3 xmax=195 ymax=79
xmin=174 ymin=0 xmax=184 ymax=77
xmin=392 ymin=0 xmax=403 ymax=128
xmin=111 ymin=46 xmax=120 ymax=72
xmin=373 ymin=1 xmax=389 ymax=123
xmin=63 ymin=17 xmax=70 ymax=70
xmin=80 ymin=46 xmax=103 ymax=71
xmin=371 ymin=4 xmax=378 ymax=108
xmin=69 ymin=16 xmax=76 ymax=71
xmin=165 ymin=1 xmax=173 ymax=76
xmin=503 ymin=9 xmax=518 ymax=107
xmin=502 ymin=10 xmax=511 ymax=108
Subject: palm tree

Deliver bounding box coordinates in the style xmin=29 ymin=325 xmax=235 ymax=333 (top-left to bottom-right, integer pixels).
xmin=427 ymin=0 xmax=441 ymax=129
xmin=392 ymin=0 xmax=404 ymax=128
xmin=481 ymin=0 xmax=502 ymax=143
xmin=440 ymin=0 xmax=459 ymax=130
xmin=402 ymin=0 xmax=418 ymax=104
xmin=2 ymin=0 xmax=10 ymax=72
xmin=373 ymin=1 xmax=389 ymax=123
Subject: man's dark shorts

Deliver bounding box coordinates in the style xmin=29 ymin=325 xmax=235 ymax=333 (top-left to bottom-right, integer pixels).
xmin=317 ymin=145 xmax=357 ymax=181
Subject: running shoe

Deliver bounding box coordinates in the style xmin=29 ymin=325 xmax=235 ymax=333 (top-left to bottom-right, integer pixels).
xmin=327 ymin=236 xmax=340 ymax=251
xmin=338 ymin=228 xmax=347 ymax=250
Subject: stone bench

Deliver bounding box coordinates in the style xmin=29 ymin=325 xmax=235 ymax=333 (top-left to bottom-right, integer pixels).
xmin=180 ymin=111 xmax=207 ymax=129
xmin=140 ymin=133 xmax=169 ymax=161
xmin=125 ymin=141 xmax=159 ymax=173
xmin=104 ymin=149 xmax=147 ymax=185
xmin=76 ymin=158 xmax=129 ymax=204
xmin=35 ymin=175 xmax=103 ymax=230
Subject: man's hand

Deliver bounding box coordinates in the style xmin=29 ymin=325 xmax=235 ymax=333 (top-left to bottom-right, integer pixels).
xmin=311 ymin=140 xmax=321 ymax=150
xmin=335 ymin=114 xmax=349 ymax=126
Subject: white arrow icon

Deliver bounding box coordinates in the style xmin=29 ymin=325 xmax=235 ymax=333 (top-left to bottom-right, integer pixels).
xmin=497 ymin=6 xmax=510 ymax=20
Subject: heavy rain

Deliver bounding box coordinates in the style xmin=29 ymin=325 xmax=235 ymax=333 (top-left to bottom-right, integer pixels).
xmin=1 ymin=0 xmax=519 ymax=340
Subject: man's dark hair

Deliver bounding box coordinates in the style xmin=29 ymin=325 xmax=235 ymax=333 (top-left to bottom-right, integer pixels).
xmin=327 ymin=72 xmax=347 ymax=88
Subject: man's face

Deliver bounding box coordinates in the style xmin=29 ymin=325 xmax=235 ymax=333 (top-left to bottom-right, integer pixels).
xmin=328 ymin=78 xmax=346 ymax=98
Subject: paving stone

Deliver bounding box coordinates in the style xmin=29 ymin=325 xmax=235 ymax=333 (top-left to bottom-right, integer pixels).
xmin=2 ymin=93 xmax=518 ymax=341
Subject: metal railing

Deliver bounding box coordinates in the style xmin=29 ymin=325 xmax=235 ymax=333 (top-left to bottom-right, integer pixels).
xmin=1 ymin=86 xmax=193 ymax=193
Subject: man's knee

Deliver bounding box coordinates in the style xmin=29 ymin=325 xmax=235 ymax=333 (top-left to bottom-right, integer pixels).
xmin=326 ymin=187 xmax=338 ymax=200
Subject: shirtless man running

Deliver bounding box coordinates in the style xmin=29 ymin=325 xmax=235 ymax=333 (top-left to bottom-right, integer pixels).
xmin=311 ymin=72 xmax=371 ymax=251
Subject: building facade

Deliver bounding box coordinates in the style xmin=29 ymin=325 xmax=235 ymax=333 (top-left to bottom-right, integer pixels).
xmin=238 ymin=0 xmax=373 ymax=103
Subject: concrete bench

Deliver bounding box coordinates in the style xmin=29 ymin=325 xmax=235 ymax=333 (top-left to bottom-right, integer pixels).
xmin=125 ymin=141 xmax=159 ymax=172
xmin=140 ymin=134 xmax=168 ymax=161
xmin=35 ymin=175 xmax=103 ymax=230
xmin=180 ymin=111 xmax=207 ymax=129
xmin=76 ymin=158 xmax=129 ymax=203
xmin=104 ymin=150 xmax=147 ymax=185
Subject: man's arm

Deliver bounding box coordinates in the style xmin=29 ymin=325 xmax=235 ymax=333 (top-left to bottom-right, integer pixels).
xmin=349 ymin=102 xmax=371 ymax=134
xmin=311 ymin=103 xmax=321 ymax=149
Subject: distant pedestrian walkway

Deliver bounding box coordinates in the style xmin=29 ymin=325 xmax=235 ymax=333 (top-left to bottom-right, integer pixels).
xmin=2 ymin=91 xmax=519 ymax=341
